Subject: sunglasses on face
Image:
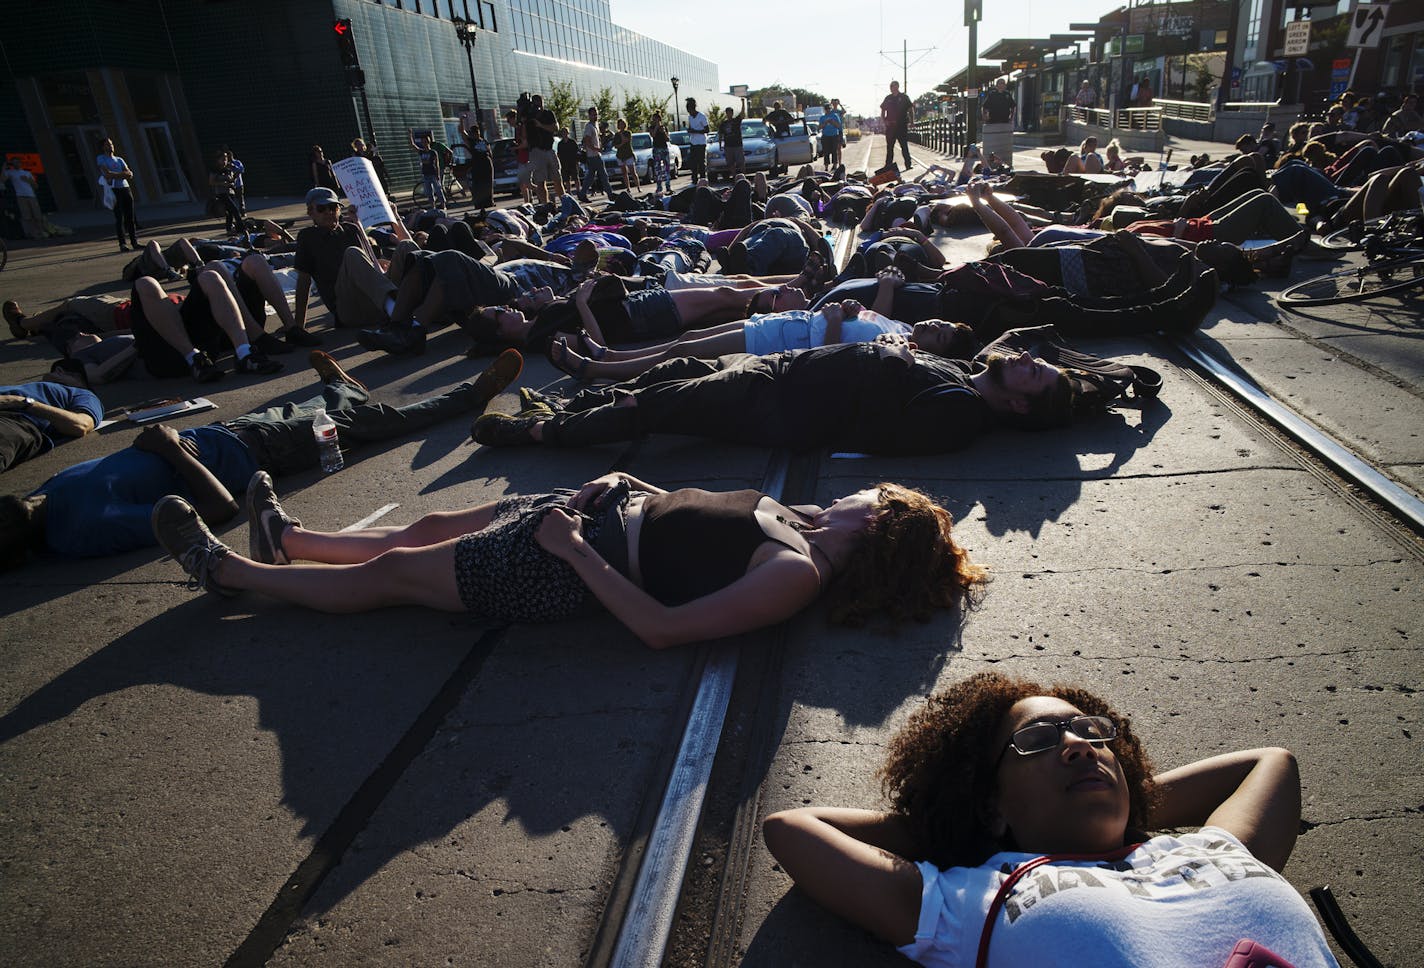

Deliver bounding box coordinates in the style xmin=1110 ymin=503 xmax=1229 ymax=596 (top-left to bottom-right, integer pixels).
xmin=999 ymin=715 xmax=1117 ymax=761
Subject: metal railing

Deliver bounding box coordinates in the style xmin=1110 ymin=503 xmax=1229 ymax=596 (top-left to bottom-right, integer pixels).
xmin=1115 ymin=106 xmax=1162 ymax=131
xmin=1065 ymin=106 xmax=1115 ymax=128
xmin=908 ymin=117 xmax=971 ymax=157
xmin=1154 ymin=98 xmax=1213 ymax=122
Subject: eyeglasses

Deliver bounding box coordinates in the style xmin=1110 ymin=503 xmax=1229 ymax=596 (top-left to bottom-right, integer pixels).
xmin=998 ymin=715 xmax=1116 ymax=762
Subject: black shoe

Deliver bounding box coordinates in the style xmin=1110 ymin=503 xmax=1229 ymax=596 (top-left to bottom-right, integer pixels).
xmin=4 ymin=300 xmax=26 ymax=340
xmin=357 ymin=324 xmax=425 ymax=356
xmin=151 ymin=495 xmax=240 ymax=597
xmin=253 ymin=331 xmax=293 ymax=356
xmin=234 ymin=349 xmax=283 ymax=375
xmin=246 ymin=470 xmax=300 ymax=565
xmin=190 ymin=350 xmax=223 ymax=383
xmin=119 ymin=243 xmax=131 ymax=253
xmin=283 ymin=326 xmax=322 ymax=348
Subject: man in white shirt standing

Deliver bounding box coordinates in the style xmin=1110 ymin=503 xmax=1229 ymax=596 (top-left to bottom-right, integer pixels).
xmin=686 ymin=97 xmax=710 ymax=183
xmin=578 ymin=106 xmax=611 ymax=201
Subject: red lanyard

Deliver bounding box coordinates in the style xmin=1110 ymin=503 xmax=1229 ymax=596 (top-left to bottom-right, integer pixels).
xmin=975 ymin=843 xmax=1144 ymax=968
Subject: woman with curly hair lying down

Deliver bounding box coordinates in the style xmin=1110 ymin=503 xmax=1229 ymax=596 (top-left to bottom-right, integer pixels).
xmin=764 ymin=671 xmax=1340 ymax=967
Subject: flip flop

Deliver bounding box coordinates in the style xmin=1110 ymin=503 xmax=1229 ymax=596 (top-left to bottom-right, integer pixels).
xmin=546 ymin=337 xmax=590 ymax=380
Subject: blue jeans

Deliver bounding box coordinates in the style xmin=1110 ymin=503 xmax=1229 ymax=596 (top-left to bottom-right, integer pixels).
xmin=581 ymin=155 xmax=610 ymax=197
xmin=1268 ymin=161 xmax=1346 ymax=213
xmin=421 ymin=173 xmax=447 ymax=208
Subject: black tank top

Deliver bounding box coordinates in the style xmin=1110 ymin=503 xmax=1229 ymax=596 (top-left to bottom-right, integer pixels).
xmin=639 ymin=489 xmax=802 ymax=606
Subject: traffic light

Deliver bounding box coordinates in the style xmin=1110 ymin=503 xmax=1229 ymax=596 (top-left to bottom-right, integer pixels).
xmin=964 ymin=0 xmax=981 ymax=26
xmin=333 ymin=18 xmax=359 ymax=68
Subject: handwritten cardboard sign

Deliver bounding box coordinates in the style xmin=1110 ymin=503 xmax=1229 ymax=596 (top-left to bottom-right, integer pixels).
xmin=333 ymin=156 xmax=397 ymax=229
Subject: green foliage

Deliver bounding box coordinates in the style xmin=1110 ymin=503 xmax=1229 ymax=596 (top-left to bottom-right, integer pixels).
xmin=593 ymin=87 xmax=617 ymax=123
xmin=622 ymin=92 xmax=650 ymax=131
xmin=546 ymin=80 xmax=580 ymax=134
xmin=646 ymin=93 xmax=671 ymax=126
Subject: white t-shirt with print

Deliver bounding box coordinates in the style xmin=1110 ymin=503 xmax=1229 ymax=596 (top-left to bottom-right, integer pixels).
xmin=899 ymin=828 xmax=1340 ymax=968
xmin=687 ymin=112 xmax=709 ymax=145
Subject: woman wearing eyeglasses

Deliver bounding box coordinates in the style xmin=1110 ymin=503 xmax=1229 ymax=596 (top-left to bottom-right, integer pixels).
xmin=763 ymin=671 xmax=1339 ymax=967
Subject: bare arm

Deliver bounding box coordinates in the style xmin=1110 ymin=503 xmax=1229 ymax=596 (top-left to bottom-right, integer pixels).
xmin=1150 ymin=747 xmax=1302 ymax=872
xmin=762 ymin=807 xmax=923 ymax=947
xmin=572 ymin=278 xmax=607 ymax=345
xmin=870 ymin=269 xmax=903 ymax=317
xmin=536 ymin=509 xmax=821 ymax=649
xmin=131 ymin=425 xmax=239 ymax=524
xmin=0 ymin=394 xmax=96 ymax=437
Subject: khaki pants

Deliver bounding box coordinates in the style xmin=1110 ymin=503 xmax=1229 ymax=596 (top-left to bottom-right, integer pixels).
xmin=16 ymin=195 xmax=44 ymax=239
xmin=333 ymin=245 xmax=402 ymax=328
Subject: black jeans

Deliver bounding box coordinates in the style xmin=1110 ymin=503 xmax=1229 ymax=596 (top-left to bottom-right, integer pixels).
xmin=885 ymin=124 xmax=911 ymax=168
xmin=112 ymin=186 xmax=138 ymax=246
xmin=226 ymin=378 xmax=490 ymax=477
xmin=215 ymin=193 xmax=244 ymax=235
xmin=689 ymin=144 xmax=707 ymax=182
xmin=545 ymin=355 xmax=794 ymax=448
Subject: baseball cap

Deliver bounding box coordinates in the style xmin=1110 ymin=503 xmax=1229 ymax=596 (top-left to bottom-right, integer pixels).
xmin=306 ymin=187 xmax=340 ymax=206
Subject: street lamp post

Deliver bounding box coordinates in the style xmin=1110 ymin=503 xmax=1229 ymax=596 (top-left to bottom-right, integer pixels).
xmin=452 ymin=16 xmax=485 ymax=134
xmin=671 ymin=76 xmax=681 ymax=127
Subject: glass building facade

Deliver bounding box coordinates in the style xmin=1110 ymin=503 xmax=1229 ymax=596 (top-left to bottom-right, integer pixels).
xmin=1 ymin=0 xmax=720 ymax=211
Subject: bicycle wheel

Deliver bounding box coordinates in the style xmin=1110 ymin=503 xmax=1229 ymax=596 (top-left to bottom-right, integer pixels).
xmin=410 ymin=180 xmax=431 ymax=206
xmin=1320 ymin=209 xmax=1423 ymax=251
xmin=1277 ymin=255 xmax=1424 ymax=307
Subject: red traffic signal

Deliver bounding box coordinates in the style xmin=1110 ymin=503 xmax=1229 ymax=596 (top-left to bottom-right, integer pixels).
xmin=333 ymin=18 xmax=359 ymax=67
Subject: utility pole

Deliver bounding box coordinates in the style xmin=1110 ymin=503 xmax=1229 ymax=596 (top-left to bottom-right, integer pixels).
xmin=880 ymin=38 xmax=935 ymax=96
xmin=967 ymin=0 xmax=981 ymax=147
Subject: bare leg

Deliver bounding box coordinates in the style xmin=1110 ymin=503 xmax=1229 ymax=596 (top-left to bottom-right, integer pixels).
xmin=134 ymin=276 xmax=199 ymax=357
xmin=281 ymin=503 xmax=500 ymax=564
xmin=212 ymin=542 xmax=465 ymax=612
xmin=589 ymin=319 xmax=745 ymax=360
xmin=557 ymin=327 xmax=747 ymax=380
xmin=239 ymin=252 xmax=297 ymax=330
xmin=202 ymin=263 xmax=264 ymax=341
xmin=173 ymin=238 xmax=202 ymax=267
xmin=194 ymin=268 xmax=255 ymax=351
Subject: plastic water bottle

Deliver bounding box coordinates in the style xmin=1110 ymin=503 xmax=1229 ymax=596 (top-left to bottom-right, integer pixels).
xmin=312 ymin=409 xmax=343 ymax=474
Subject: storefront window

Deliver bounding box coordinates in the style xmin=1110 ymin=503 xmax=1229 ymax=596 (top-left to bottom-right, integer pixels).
xmin=41 ymin=74 xmax=101 ymax=125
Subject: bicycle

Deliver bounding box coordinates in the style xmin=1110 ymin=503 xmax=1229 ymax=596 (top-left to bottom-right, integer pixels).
xmin=409 ymin=167 xmax=468 ymax=208
xmin=1277 ymin=209 xmax=1424 ymax=307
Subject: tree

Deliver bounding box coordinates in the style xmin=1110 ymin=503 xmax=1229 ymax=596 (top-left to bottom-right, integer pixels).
xmin=622 ymin=92 xmax=650 ymax=131
xmin=593 ymin=87 xmax=617 ymax=125
xmin=646 ymin=93 xmax=671 ymax=125
xmin=546 ymin=80 xmax=580 ymax=134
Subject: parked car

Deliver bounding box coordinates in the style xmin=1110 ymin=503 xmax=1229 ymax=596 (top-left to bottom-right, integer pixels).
xmin=773 ymin=121 xmax=818 ymax=172
xmin=490 ymin=137 xmax=521 ymax=196
xmin=601 ymin=132 xmax=684 ymax=183
xmin=668 ymin=130 xmax=691 ymax=170
xmin=705 ymin=119 xmax=777 ymax=179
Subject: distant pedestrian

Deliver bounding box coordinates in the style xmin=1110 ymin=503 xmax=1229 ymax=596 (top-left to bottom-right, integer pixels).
xmin=557 ymin=126 xmax=581 ymax=195
xmin=686 ymin=98 xmax=710 ymax=182
xmin=208 ymin=150 xmax=244 ymax=236
xmin=506 ymin=109 xmax=532 ymax=204
xmin=821 ymin=99 xmax=845 ymax=170
xmin=613 ymin=117 xmax=640 ymax=193
xmin=880 ymin=80 xmax=913 ymax=171
xmin=648 ymin=112 xmax=672 ymax=193
xmin=1135 ymin=75 xmax=1154 ymax=107
xmin=222 ymin=145 xmax=246 ymax=218
xmin=580 ymin=106 xmax=611 ymax=200
xmin=718 ymin=107 xmax=746 ymax=178
xmin=1074 ymin=80 xmax=1097 ymax=109
xmin=96 ymin=137 xmax=139 ymax=253
xmin=980 ymin=78 xmax=1016 ymax=172
xmin=351 ymin=137 xmax=391 ymax=194
xmin=526 ymin=93 xmax=562 ymax=204
xmin=409 ymin=129 xmax=448 ymax=209
xmin=3 ymin=157 xmax=45 ymax=240
xmin=309 ymin=145 xmax=338 ymax=193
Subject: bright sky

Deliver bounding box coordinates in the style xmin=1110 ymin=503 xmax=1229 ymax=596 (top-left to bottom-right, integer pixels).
xmin=610 ymin=0 xmax=1125 ymax=117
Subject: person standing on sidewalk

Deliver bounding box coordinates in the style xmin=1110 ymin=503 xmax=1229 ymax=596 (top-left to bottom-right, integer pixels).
xmin=96 ymin=138 xmax=139 ymax=253
xmin=579 ymin=106 xmax=611 ymax=201
xmin=880 ymin=81 xmax=914 ymax=172
xmin=3 ymin=157 xmax=46 ymax=240
xmin=222 ymin=145 xmax=246 ymax=221
xmin=686 ymin=98 xmax=710 ymax=183
xmin=981 ymin=78 xmax=1016 ymax=172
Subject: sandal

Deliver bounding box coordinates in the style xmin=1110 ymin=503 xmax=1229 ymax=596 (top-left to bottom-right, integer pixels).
xmin=576 ymin=331 xmax=608 ymax=360
xmin=546 ymin=337 xmax=590 ymax=380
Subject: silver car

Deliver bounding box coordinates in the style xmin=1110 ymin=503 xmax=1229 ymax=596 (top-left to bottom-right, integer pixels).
xmin=773 ymin=122 xmax=818 ymax=172
xmin=602 ymin=132 xmax=684 ymax=183
xmin=705 ymin=120 xmax=777 ymax=180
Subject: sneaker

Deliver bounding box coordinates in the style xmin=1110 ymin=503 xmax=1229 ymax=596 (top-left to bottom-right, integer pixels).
xmin=151 ymin=495 xmax=240 ymax=597
xmin=470 ymin=410 xmax=544 ymax=446
xmin=190 ymin=350 xmax=224 ymax=383
xmin=234 ymin=349 xmax=283 ymax=375
xmin=246 ymin=470 xmax=299 ymax=565
xmin=283 ymin=326 xmax=322 ymax=348
xmin=253 ymin=331 xmax=294 ymax=356
xmin=519 ymin=386 xmax=566 ymax=412
xmin=308 ymin=349 xmax=367 ymax=391
xmin=469 ymin=348 xmax=524 ymax=407
xmin=357 ymin=324 xmax=426 ymax=356
xmin=3 ymin=300 xmax=26 ymax=340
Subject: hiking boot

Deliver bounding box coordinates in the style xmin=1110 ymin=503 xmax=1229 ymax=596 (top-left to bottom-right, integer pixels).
xmin=283 ymin=326 xmax=322 ymax=348
xmin=234 ymin=349 xmax=283 ymax=375
xmin=190 ymin=350 xmax=224 ymax=383
xmin=308 ymin=350 xmax=367 ymax=391
xmin=246 ymin=470 xmax=299 ymax=565
xmin=151 ymin=495 xmax=240 ymax=597
xmin=253 ymin=331 xmax=293 ymax=356
xmin=470 ymin=409 xmax=545 ymax=446
xmin=357 ymin=323 xmax=425 ymax=356
xmin=469 ymin=348 xmax=524 ymax=407
xmin=4 ymin=300 xmax=26 ymax=340
xmin=519 ymin=386 xmax=566 ymax=412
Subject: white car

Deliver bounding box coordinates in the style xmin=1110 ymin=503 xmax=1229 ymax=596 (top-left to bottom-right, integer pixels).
xmin=601 ymin=133 xmax=683 ymax=183
xmin=705 ymin=120 xmax=777 ymax=179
